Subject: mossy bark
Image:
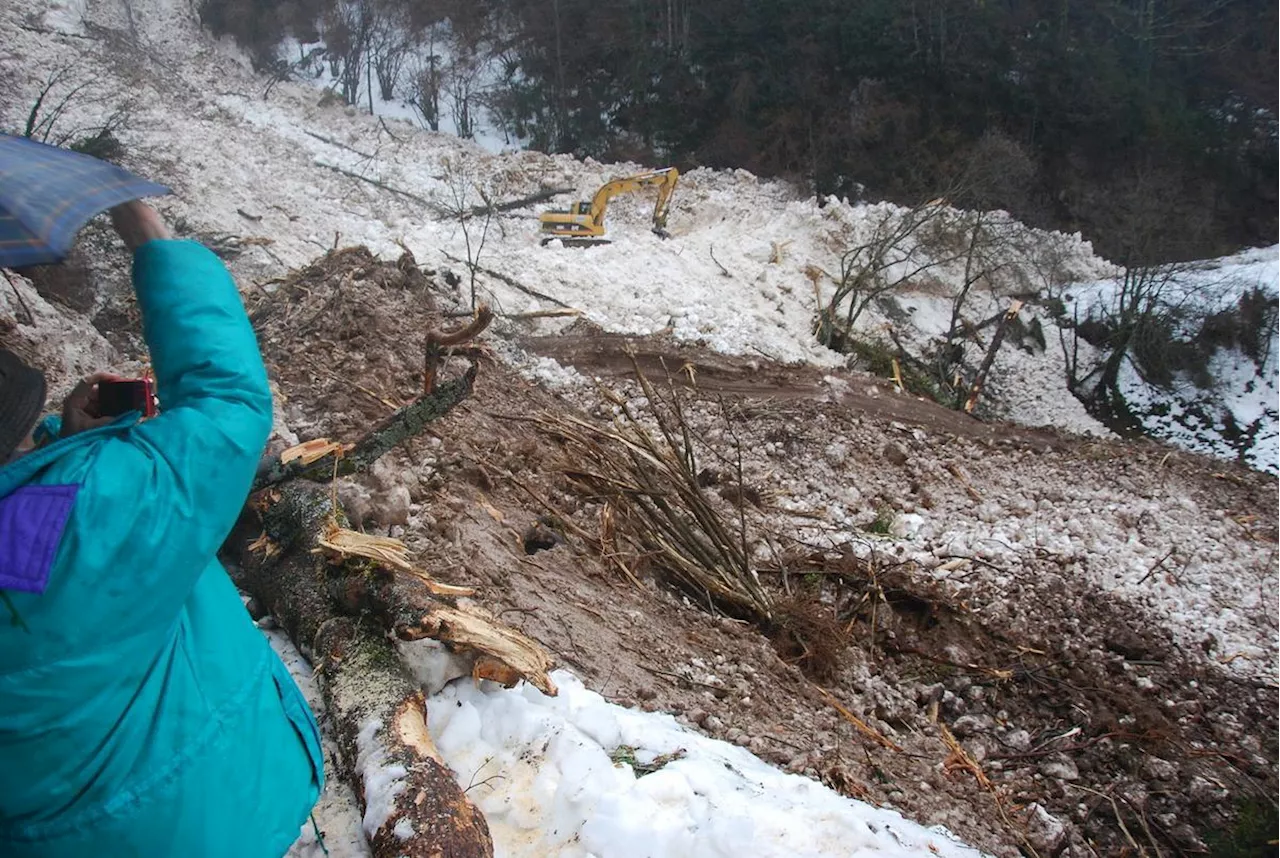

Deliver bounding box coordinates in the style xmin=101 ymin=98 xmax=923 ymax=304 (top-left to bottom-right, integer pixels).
xmin=316 ymin=617 xmax=493 ymax=857
xmin=227 ymin=482 xmax=495 ymax=858
xmin=252 ymin=366 xmax=476 ymax=492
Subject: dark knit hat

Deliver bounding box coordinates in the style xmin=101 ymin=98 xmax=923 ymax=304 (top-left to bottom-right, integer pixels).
xmin=0 ymin=349 xmax=47 ymax=460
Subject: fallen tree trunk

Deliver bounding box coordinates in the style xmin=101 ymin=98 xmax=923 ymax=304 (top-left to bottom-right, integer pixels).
xmin=964 ymin=300 xmax=1023 ymax=414
xmin=469 ymin=186 xmax=573 ymax=218
xmin=226 ymin=355 xmax=554 ymax=857
xmin=440 ymin=251 xmax=574 ymax=310
xmin=230 ymin=482 xmax=498 ymax=857
xmin=253 ymin=364 xmax=476 ymax=492
xmin=316 ymin=616 xmax=493 ymax=856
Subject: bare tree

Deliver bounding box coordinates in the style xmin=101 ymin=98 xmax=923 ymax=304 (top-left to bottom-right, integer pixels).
xmin=1071 ymin=260 xmax=1201 ymax=425
xmin=438 ymin=156 xmax=504 ymax=310
xmin=322 ymin=1 xmax=377 ymax=106
xmin=406 ymin=25 xmax=444 ymax=132
xmin=815 ymin=198 xmax=956 ymax=347
xmin=19 ymin=64 xmax=135 ymax=160
xmin=444 ymin=44 xmax=484 ymax=139
xmin=369 ymin=2 xmax=415 ymax=102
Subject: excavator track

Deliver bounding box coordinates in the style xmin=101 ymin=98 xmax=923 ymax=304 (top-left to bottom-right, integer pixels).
xmin=540 ymin=237 xmax=613 ymax=248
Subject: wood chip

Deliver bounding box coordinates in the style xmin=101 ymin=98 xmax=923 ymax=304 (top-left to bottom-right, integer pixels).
xmin=478 ymin=495 xmax=505 ymax=523
xmin=813 ymin=684 xmax=904 ymax=752
xmin=281 ymin=438 xmax=354 ymax=466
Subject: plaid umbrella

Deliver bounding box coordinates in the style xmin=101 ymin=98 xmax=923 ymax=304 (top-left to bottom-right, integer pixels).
xmin=0 ymin=133 xmax=170 ymax=268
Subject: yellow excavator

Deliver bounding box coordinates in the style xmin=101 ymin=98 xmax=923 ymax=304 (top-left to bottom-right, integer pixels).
xmin=538 ymin=167 xmax=678 ymax=247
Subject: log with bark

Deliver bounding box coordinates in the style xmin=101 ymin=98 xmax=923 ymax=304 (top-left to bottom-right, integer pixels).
xmin=224 ymin=322 xmax=555 ymax=857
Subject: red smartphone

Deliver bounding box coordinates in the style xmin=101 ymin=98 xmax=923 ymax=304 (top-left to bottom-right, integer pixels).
xmin=97 ymin=379 xmax=157 ymax=418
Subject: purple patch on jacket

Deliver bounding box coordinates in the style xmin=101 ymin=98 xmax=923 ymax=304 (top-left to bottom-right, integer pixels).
xmin=0 ymin=484 xmax=78 ymax=594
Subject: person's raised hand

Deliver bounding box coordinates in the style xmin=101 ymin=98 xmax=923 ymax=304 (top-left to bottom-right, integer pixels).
xmin=60 ymin=372 xmax=127 ymax=438
xmin=109 ymin=200 xmax=171 ymax=251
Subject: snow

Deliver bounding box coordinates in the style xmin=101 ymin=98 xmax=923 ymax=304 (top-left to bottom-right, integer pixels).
xmin=41 ymin=0 xmax=87 ymax=34
xmin=427 ymin=671 xmax=987 ymax=858
xmin=5 ymin=0 xmax=1271 ymax=476
xmin=266 ymin=623 xmax=988 ymax=858
xmin=1067 ymin=245 xmax=1280 ymax=472
xmin=354 ymin=718 xmax=407 ymax=840
xmin=9 ymin=0 xmax=1222 ymax=455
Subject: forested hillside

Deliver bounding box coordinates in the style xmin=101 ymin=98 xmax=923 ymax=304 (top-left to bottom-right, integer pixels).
xmin=199 ymin=0 xmax=1277 ymax=265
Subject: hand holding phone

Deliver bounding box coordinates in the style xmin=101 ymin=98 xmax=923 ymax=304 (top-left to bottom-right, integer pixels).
xmin=60 ymin=373 xmax=156 ymax=438
xmin=97 ymin=379 xmax=157 ymax=418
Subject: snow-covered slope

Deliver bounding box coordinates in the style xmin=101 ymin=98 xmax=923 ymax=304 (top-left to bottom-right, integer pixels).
xmin=9 ymin=0 xmax=1276 ymax=474
xmin=1068 ymin=246 xmax=1279 ymax=473
xmin=4 ymin=0 xmax=1098 ymax=373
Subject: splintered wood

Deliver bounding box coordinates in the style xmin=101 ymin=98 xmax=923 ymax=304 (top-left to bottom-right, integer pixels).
xmin=315 ymin=521 xmax=476 ymax=598
xmin=403 ymin=603 xmax=558 ymax=697
xmin=938 ymin=718 xmax=995 ymax=791
xmin=315 ymin=520 xmax=414 ymax=571
xmin=280 ymin=438 xmax=353 ymax=466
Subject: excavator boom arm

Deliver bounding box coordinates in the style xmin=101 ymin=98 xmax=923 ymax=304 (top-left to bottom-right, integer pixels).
xmin=586 ymin=168 xmax=679 ymax=232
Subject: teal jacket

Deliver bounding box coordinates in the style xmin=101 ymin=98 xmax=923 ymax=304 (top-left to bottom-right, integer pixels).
xmin=0 ymin=241 xmax=322 ymax=857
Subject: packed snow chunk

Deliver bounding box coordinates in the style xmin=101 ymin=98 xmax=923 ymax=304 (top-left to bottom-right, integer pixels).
xmin=355 ymin=719 xmax=408 ymax=839
xmin=427 ymin=671 xmax=987 ymax=858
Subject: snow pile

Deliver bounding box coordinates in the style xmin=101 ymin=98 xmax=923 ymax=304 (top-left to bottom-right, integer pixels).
xmin=6 ymin=0 xmax=1275 ymax=473
xmin=427 ymin=671 xmax=986 ymax=858
xmin=0 ymin=0 xmax=1121 ymax=443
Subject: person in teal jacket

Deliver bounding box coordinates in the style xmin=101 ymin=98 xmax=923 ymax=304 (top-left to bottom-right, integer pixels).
xmin=0 ymin=201 xmax=323 ymax=856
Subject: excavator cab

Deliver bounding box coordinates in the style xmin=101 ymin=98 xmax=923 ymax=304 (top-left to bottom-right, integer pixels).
xmin=539 ymin=167 xmax=678 ymax=247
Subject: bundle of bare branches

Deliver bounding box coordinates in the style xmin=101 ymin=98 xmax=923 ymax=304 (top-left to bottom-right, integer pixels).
xmin=535 ymin=359 xmax=773 ymax=624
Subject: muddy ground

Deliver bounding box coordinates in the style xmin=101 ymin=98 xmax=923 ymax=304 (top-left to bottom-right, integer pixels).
xmin=239 ymin=249 xmax=1278 ymax=858
xmin=18 ymin=244 xmax=1277 ymax=857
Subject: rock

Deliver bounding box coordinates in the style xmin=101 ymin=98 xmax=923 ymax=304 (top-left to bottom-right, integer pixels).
xmin=950 ymin=714 xmax=995 ymax=737
xmin=1023 ymin=802 xmax=1068 ymax=856
xmin=1143 ymin=756 xmax=1178 ymax=781
xmin=916 ymin=683 xmax=945 ymax=706
xmin=1039 ymin=756 xmax=1080 ymax=782
xmin=883 ymin=442 xmax=909 ymax=466
xmin=686 ymin=708 xmax=709 ymax=726
xmin=1004 ymin=728 xmax=1032 ymax=751
xmin=336 ymin=482 xmax=372 ymax=531
xmin=704 ymin=715 xmax=725 ymax=734
xmin=373 ymin=485 xmax=412 ymax=529
xmin=1188 ymin=775 xmax=1227 ymax=806
xmin=941 ymin=690 xmax=966 ymax=716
